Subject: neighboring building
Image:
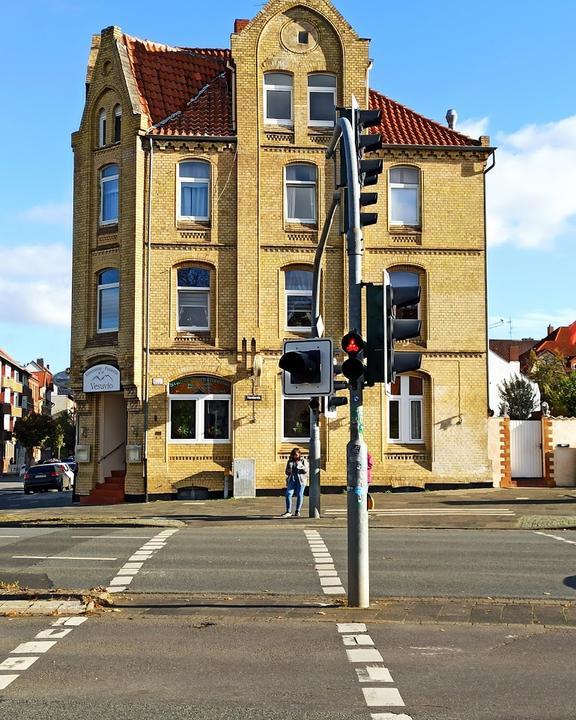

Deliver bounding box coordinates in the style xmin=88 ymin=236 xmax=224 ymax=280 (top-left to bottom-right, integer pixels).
xmin=25 ymin=359 xmax=54 ymax=416
xmin=0 ymin=348 xmax=29 ymax=473
xmin=488 ymin=349 xmax=540 ymax=416
xmin=520 ymin=321 xmax=576 ymax=372
xmin=51 ymin=370 xmax=75 ymax=417
xmin=489 ymin=338 xmax=537 ymax=368
xmin=71 ymin=0 xmax=495 ymax=501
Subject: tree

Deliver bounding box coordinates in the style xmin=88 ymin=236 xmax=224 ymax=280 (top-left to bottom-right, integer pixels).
xmin=551 ymin=372 xmax=576 ymax=417
xmin=526 ymin=350 xmax=566 ymax=413
xmin=51 ymin=411 xmax=76 ymax=458
xmin=13 ymin=413 xmax=54 ymax=464
xmin=498 ymin=374 xmax=537 ymax=419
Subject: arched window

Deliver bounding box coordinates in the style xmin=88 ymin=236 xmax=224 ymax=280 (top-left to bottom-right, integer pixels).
xmin=113 ymin=104 xmax=122 ymax=143
xmin=178 ymin=161 xmax=210 ymax=221
xmin=177 ymin=266 xmax=210 ymax=331
xmin=100 ymin=164 xmax=119 ymax=225
xmin=389 ymin=269 xmax=420 ymax=321
xmin=98 ymin=109 xmax=107 ymax=147
xmin=388 ymin=375 xmax=424 ymax=444
xmin=97 ymin=268 xmax=120 ymax=332
xmin=168 ymin=375 xmax=231 ymax=443
xmin=285 ymin=164 xmax=317 ymax=224
xmin=389 ymin=166 xmax=421 ymax=227
xmin=285 ymin=268 xmax=313 ymax=331
xmin=308 ymin=73 xmax=336 ymax=127
xmin=264 ymin=72 xmax=293 ymax=125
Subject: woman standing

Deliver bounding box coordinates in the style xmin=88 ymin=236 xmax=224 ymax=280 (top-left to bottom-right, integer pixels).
xmin=282 ymin=447 xmax=309 ymax=517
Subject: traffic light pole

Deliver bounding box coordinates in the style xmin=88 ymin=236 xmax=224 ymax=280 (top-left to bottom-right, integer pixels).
xmin=309 ymin=192 xmax=341 ymax=519
xmin=335 ymin=111 xmax=369 ymax=608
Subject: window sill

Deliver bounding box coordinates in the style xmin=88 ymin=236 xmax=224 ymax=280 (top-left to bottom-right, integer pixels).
xmin=97 ymin=223 xmax=118 ymax=236
xmin=389 ymin=226 xmax=421 ymax=234
xmin=176 ymin=221 xmax=210 ymax=230
xmin=285 ymin=222 xmax=318 ymax=232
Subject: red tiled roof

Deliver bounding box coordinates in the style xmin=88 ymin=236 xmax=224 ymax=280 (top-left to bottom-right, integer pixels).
xmin=532 ymin=321 xmax=576 ymax=359
xmin=369 ymin=90 xmax=481 ymax=147
xmin=122 ymin=35 xmax=233 ymax=134
xmin=489 ymin=339 xmax=537 ymax=363
xmin=120 ymin=33 xmax=483 ymax=145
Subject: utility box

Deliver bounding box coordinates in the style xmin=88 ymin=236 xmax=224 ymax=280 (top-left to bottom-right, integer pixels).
xmin=233 ymin=458 xmax=256 ymax=498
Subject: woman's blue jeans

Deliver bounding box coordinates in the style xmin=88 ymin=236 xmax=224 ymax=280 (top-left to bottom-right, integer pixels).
xmin=286 ymin=477 xmax=305 ymax=514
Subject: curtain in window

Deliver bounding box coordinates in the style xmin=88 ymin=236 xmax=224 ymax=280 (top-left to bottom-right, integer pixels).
xmin=178 ymin=290 xmax=209 ymax=329
xmin=102 ymin=178 xmax=118 ymax=222
xmin=286 ymin=270 xmax=312 ymax=291
xmin=181 ymin=184 xmax=208 ymax=218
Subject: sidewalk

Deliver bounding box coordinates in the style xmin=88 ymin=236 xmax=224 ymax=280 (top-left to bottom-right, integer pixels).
xmin=1 ymin=487 xmax=576 ymax=530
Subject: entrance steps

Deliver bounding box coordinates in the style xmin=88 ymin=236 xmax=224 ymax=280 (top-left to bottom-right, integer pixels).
xmin=80 ymin=470 xmax=126 ymax=505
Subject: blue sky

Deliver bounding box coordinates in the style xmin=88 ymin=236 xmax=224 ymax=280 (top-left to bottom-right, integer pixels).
xmin=1 ymin=0 xmax=575 ymax=371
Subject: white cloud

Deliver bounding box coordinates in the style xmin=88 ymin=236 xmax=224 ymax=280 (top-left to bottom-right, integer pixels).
xmin=19 ymin=201 xmax=72 ymax=226
xmin=0 ymin=244 xmax=71 ymax=327
xmin=456 ymin=116 xmax=489 ymax=140
xmin=485 ymin=115 xmax=576 ymax=247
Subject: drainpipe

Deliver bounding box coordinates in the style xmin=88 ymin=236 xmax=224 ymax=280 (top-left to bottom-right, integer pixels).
xmin=142 ymin=135 xmax=154 ymax=502
xmin=483 ymin=149 xmax=496 ymax=419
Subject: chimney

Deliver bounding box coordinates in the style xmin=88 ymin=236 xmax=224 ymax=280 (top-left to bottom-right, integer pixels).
xmin=234 ymin=19 xmax=249 ymax=33
xmin=547 ymin=324 xmax=554 ymax=336
xmin=445 ymin=108 xmax=458 ymax=130
xmin=36 ymin=358 xmax=44 ymax=367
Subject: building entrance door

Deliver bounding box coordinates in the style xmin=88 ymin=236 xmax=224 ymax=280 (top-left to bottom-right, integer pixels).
xmin=98 ymin=393 xmax=127 ymax=483
xmin=510 ymin=420 xmax=542 ymax=479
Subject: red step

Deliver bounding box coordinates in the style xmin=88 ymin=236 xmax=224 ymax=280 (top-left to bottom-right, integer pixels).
xmin=80 ymin=472 xmax=126 ymax=505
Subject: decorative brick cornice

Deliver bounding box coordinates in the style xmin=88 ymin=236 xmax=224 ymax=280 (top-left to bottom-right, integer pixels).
xmin=150 ymin=348 xmax=232 ymax=357
xmin=262 ymin=246 xmax=317 ymax=253
xmin=262 ymin=146 xmax=328 ymax=155
xmin=151 ymin=139 xmax=235 ymax=153
xmin=380 ymin=147 xmax=489 ymax=163
xmin=92 ymin=245 xmax=119 ymax=256
xmin=367 ymin=247 xmax=483 ymax=257
xmin=151 ymin=243 xmax=234 ymax=251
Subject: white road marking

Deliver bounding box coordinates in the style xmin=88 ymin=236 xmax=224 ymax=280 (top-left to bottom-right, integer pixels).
xmin=317 ymin=570 xmax=338 ymax=577
xmin=325 ymin=508 xmax=514 ymax=516
xmin=323 ymin=586 xmax=346 ymax=594
xmin=0 ymin=675 xmax=19 ymax=690
xmin=70 ymin=535 xmax=150 ymax=540
xmin=304 ymin=531 xmax=345 ymax=596
xmin=343 ymin=634 xmax=375 ymax=646
xmin=0 ymin=535 xmax=21 ymax=538
xmin=346 ymin=648 xmax=384 ymax=663
xmin=363 ymin=687 xmax=405 ymax=707
xmin=109 ymin=576 xmax=133 ymax=585
xmin=320 ymin=577 xmax=343 ymax=586
xmin=116 ymin=568 xmax=139 ymax=575
xmin=52 ymin=617 xmax=87 ymax=626
xmin=337 ymin=623 xmax=367 ymax=633
xmin=12 ymin=555 xmax=117 ymax=561
xmin=36 ymin=628 xmax=73 ymax=639
xmin=0 ymin=656 xmax=40 ymax=670
xmin=12 ymin=641 xmax=57 ymax=654
xmin=371 ymin=714 xmax=413 ymax=720
xmin=534 ymin=531 xmax=576 ymax=546
xmin=356 ymin=666 xmax=394 ymax=683
xmin=106 ymin=586 xmax=126 ymax=593
xmin=122 ymin=563 xmax=144 ymax=570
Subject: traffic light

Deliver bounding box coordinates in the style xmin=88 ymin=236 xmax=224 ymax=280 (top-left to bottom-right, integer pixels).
xmin=355 ymin=108 xmax=383 ymax=229
xmin=384 ymin=271 xmax=422 ymax=384
xmin=279 ymin=338 xmax=334 ymax=396
xmin=325 ymin=360 xmax=348 ymax=416
xmin=365 ymin=276 xmax=423 ymax=386
xmin=341 ymin=331 xmax=365 ymax=381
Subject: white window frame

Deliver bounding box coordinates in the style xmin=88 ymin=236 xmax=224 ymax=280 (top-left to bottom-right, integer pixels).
xmin=389 ymin=166 xmax=421 ymax=227
xmin=284 ymin=269 xmax=313 ymax=332
xmin=388 ymin=375 xmax=423 ymax=444
xmin=177 ymin=268 xmax=210 ymax=332
xmin=282 ymin=396 xmax=311 ymax=443
xmin=263 ymin=73 xmax=293 ymax=126
xmin=177 ymin=161 xmax=211 ymax=222
xmin=98 ymin=109 xmax=107 ymax=147
xmin=307 ymin=74 xmax=336 ymax=127
xmin=97 ymin=269 xmax=120 ymax=333
xmin=100 ymin=165 xmax=119 ymax=226
xmin=285 ymin=164 xmax=317 ymax=224
xmin=113 ymin=104 xmax=122 ymax=143
xmin=168 ymin=393 xmax=231 ymax=444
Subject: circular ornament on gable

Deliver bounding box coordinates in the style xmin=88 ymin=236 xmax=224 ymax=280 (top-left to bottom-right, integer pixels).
xmin=280 ymin=20 xmax=318 ymax=54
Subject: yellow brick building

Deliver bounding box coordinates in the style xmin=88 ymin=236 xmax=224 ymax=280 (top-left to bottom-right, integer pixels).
xmin=71 ymin=0 xmax=495 ymax=502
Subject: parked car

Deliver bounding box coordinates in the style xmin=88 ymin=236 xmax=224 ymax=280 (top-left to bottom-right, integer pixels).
xmin=63 ymin=457 xmax=78 ymax=476
xmin=18 ymin=464 xmax=28 ymax=479
xmin=23 ymin=464 xmax=72 ymax=493
xmin=54 ymin=463 xmax=75 ymax=488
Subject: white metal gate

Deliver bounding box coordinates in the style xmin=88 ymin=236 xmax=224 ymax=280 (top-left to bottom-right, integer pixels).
xmin=510 ymin=420 xmax=542 ymax=478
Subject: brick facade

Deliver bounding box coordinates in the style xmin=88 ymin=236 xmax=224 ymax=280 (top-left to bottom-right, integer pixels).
xmin=71 ymin=0 xmax=493 ymax=500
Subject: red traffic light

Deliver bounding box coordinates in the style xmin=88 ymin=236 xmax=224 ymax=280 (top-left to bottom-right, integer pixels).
xmin=342 ymin=332 xmax=364 ymax=355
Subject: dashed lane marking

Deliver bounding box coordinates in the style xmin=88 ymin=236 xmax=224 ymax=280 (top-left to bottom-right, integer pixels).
xmin=105 ymin=528 xmax=179 ymax=593
xmin=70 ymin=535 xmax=154 ymax=539
xmin=337 ymin=623 xmax=413 ymax=720
xmin=304 ymin=530 xmax=345 ymax=595
xmin=0 ymin=616 xmax=87 ymax=691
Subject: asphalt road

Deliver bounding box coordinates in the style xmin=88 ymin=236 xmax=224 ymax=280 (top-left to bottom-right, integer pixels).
xmin=0 ymin=612 xmax=574 ymax=719
xmin=1 ymin=526 xmax=576 ymax=600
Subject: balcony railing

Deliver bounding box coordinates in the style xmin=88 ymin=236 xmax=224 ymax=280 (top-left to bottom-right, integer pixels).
xmin=1 ymin=376 xmax=23 ymax=393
